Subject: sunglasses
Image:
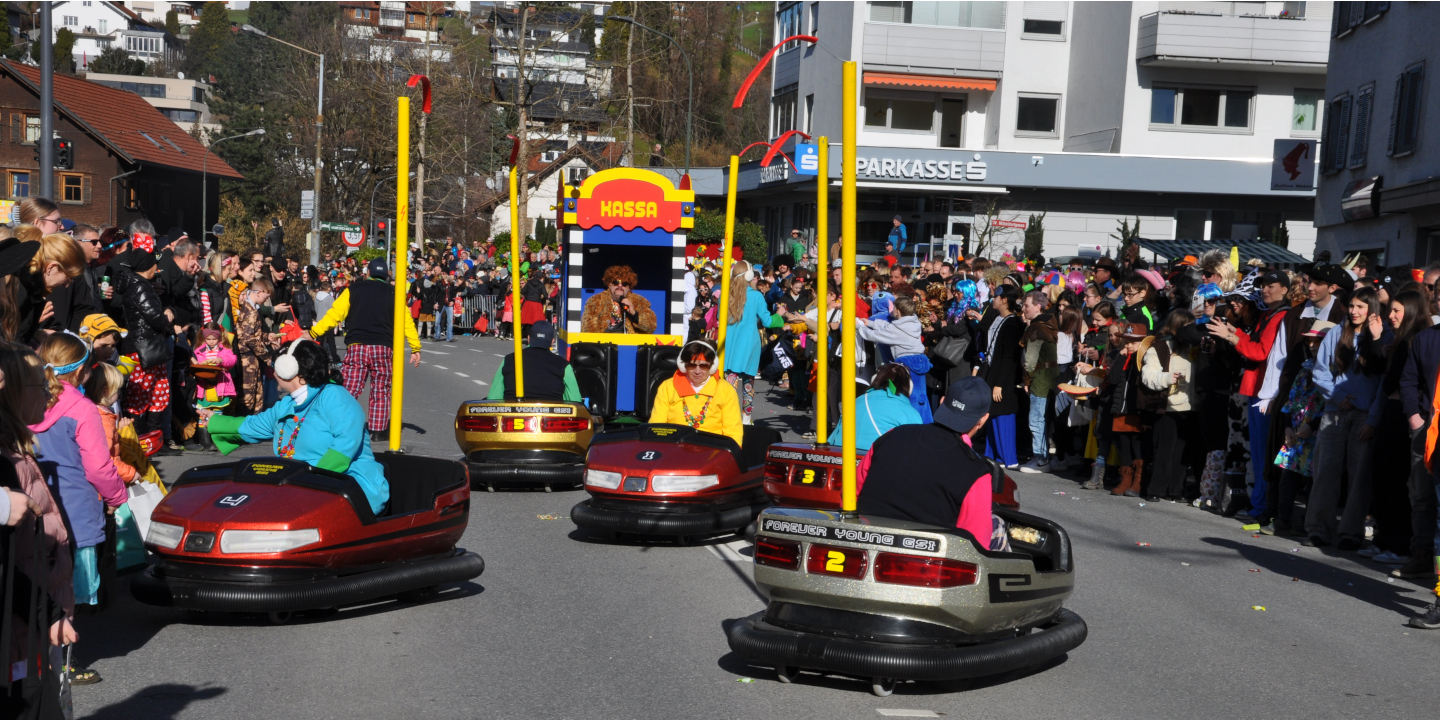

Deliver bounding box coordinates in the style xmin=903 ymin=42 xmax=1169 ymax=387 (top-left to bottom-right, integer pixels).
xmin=686 ymin=362 xmax=712 ymax=371
xmin=609 ymin=281 xmax=631 ymax=288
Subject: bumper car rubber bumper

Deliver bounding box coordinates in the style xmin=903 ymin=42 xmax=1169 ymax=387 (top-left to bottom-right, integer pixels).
xmin=725 ymin=608 xmax=1088 ymax=682
xmin=571 ymin=499 xmax=769 ymax=537
xmin=131 ymin=548 xmax=485 ymax=613
xmin=468 ymin=462 xmax=585 ymax=486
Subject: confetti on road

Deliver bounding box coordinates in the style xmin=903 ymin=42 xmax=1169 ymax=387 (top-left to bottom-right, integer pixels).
xmin=1242 ymin=524 xmax=1260 ymax=531
xmin=1290 ymin=548 xmax=1301 ymax=552
xmin=1136 ymin=542 xmax=1152 ymax=547
xmin=1181 ymin=562 xmax=1191 ymax=566
xmin=1249 ymin=568 xmax=1261 ymax=573
xmin=536 ymin=514 xmax=567 ymax=520
xmin=1388 ymin=578 xmax=1396 ymax=583
xmin=1053 ymin=491 xmax=1066 ymax=495
xmin=1252 ymin=606 xmax=1266 ymax=611
xmin=1138 ymin=503 xmax=1146 ymax=507
xmin=737 ymin=678 xmax=754 ymax=684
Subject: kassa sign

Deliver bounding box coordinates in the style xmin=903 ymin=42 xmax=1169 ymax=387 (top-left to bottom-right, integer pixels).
xmin=562 ymin=169 xmax=695 ymax=233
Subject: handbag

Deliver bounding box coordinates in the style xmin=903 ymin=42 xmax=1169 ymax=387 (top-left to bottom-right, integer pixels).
xmin=932 ymin=333 xmax=969 ymax=369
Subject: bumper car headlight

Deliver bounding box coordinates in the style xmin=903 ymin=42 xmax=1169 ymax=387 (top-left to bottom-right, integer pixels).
xmin=220 ymin=529 xmax=321 ymax=554
xmin=147 ymin=522 xmax=184 ymax=549
xmin=650 ymin=474 xmax=719 ymax=493
xmin=585 ymin=469 xmax=622 ymax=489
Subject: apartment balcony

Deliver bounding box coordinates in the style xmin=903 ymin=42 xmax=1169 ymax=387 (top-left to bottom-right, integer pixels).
xmin=861 ymin=22 xmax=1004 ymax=77
xmin=1136 ymin=11 xmax=1330 ymax=74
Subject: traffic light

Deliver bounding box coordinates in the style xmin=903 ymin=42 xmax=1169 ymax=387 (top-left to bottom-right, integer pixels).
xmin=53 ymin=138 xmax=73 ymax=170
xmin=375 ymin=218 xmax=391 ymax=244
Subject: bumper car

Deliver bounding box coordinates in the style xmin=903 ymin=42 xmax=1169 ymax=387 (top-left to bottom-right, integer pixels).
xmin=726 ymin=506 xmax=1087 ymax=695
xmin=571 ymin=423 xmax=780 ymax=542
xmin=130 ymin=453 xmax=484 ymax=620
xmin=455 ymin=400 xmax=596 ymax=492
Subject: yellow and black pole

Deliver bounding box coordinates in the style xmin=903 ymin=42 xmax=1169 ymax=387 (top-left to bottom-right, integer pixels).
xmin=508 ymin=164 xmax=525 ymax=398
xmin=814 ymin=137 xmax=829 ymax=446
xmin=840 ymin=62 xmax=858 ymax=514
xmin=389 ymin=96 xmax=411 ymax=452
xmin=716 ymin=154 xmax=739 ymax=372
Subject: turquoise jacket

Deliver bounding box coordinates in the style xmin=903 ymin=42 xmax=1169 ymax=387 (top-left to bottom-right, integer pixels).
xmin=852 ymin=387 xmax=924 ymax=451
xmin=234 ymin=383 xmax=390 ymax=514
xmin=724 ymin=287 xmax=782 ymax=376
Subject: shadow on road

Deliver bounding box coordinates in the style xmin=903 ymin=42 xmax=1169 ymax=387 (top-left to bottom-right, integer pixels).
xmin=566 ymin=528 xmax=745 ymax=548
xmin=1201 ymin=536 xmax=1428 ymax=615
xmin=80 ymin=683 xmax=226 ymax=720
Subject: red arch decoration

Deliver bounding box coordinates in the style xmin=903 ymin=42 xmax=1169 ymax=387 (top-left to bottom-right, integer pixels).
xmin=732 ymin=35 xmax=818 ymax=109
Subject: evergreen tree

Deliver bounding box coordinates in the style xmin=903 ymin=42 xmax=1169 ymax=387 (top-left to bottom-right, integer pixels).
xmin=165 ymin=10 xmax=183 ymax=36
xmin=1022 ymin=213 xmax=1046 ymax=262
xmin=182 ymin=2 xmax=233 ymax=80
xmin=53 ymin=28 xmax=76 ymax=73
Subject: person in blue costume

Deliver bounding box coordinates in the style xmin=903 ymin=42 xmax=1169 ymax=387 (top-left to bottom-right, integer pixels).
xmin=201 ymin=340 xmax=389 ymax=515
xmin=722 ymin=259 xmax=785 ymax=425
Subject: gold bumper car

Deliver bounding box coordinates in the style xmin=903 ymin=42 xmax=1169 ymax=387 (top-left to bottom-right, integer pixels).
xmin=454 ymin=400 xmax=596 ymax=492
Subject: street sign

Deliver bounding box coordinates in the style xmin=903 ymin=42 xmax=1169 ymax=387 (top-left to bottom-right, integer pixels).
xmin=795 ymin=143 xmax=819 ymax=175
xmin=343 ymin=227 xmax=365 ymax=249
xmin=300 ymin=190 xmax=315 ymax=219
xmin=992 ymin=219 xmax=1027 ymax=229
xmin=320 ymin=221 xmax=360 ymax=232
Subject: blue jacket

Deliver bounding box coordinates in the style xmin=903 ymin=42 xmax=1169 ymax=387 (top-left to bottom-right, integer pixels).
xmin=1400 ymin=324 xmax=1440 ymax=421
xmin=893 ymin=353 xmax=935 ymax=423
xmin=853 ymin=387 xmax=923 ymax=451
xmin=1312 ymin=322 xmax=1391 ymax=427
xmin=237 ymin=383 xmax=390 ymax=514
xmin=724 ymin=287 xmax=780 ymax=376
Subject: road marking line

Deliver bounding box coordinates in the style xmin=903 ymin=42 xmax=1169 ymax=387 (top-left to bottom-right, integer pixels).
xmin=473 ymin=380 xmax=488 ymax=386
xmin=454 ymin=372 xmax=469 ymax=378
xmin=493 ymin=353 xmax=506 ymax=357
xmin=432 ymin=365 xmax=448 ymax=370
xmin=705 ymin=542 xmax=765 ymax=605
xmin=876 ymin=711 xmax=941 ymax=718
xmin=421 ymin=350 xmax=449 ymax=355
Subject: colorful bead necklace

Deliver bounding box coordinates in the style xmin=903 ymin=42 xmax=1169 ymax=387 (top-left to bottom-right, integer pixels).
xmin=680 ymin=395 xmax=712 ymax=429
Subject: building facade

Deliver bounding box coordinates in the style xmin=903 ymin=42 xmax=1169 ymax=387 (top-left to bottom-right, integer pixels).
xmin=1314 ymin=1 xmax=1439 ymax=268
xmin=741 ymin=1 xmax=1331 ymax=262
xmin=54 ymin=1 xmax=182 ymax=70
xmin=82 ymin=71 xmax=218 ymax=137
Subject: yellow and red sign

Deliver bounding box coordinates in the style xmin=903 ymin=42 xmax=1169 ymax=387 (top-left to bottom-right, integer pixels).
xmin=563 ymin=168 xmax=695 ymax=232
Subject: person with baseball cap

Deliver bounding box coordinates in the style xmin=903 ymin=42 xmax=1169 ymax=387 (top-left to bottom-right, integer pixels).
xmin=310 ymin=258 xmax=421 ymax=441
xmin=486 ymin=321 xmax=581 ymax=404
xmin=853 ymin=376 xmax=997 ymax=546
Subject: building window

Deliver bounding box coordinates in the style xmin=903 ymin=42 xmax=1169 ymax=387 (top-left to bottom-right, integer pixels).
xmin=353 ymin=8 xmax=372 ymax=20
xmin=98 ymin=19 xmax=107 ymax=34
xmin=1023 ymin=19 xmax=1062 ymax=35
xmin=804 ymin=94 xmax=815 ymax=134
xmin=23 ymin=115 xmax=40 ymax=144
xmin=63 ymin=16 xmax=78 ymax=26
xmin=864 ymin=92 xmax=934 ymax=132
xmin=1150 ymin=86 xmax=1253 ymax=132
xmin=809 ymin=2 xmax=819 ymax=33
xmin=1292 ymin=89 xmax=1322 ymax=134
xmin=1348 ymin=83 xmax=1375 ymax=168
xmin=1320 ymin=92 xmax=1352 ymax=173
xmin=1388 ymin=61 xmax=1425 ymax=157
xmin=1175 ymin=209 xmax=1207 ymax=240
xmin=161 ymin=108 xmax=200 ymax=123
xmin=772 ymin=86 xmax=799 ymax=136
xmin=126 ymin=35 xmax=162 ymax=55
xmin=1015 ymin=94 xmax=1059 ymax=137
xmin=866 ymin=1 xmax=1005 ymax=30
xmin=10 ymin=172 xmax=29 ymax=199
xmin=60 ymin=174 xmax=86 ymax=204
xmin=777 ymin=3 xmax=802 ymax=49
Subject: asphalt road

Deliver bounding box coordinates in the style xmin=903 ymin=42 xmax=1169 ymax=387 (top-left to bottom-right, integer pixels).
xmin=74 ymin=334 xmax=1440 ymax=719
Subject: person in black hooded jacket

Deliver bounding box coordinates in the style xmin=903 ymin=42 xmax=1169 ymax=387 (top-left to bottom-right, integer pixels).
xmin=114 ymin=249 xmax=176 ymax=443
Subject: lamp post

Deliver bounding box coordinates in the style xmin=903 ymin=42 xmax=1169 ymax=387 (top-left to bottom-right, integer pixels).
xmin=606 ymin=15 xmax=692 ymax=174
xmin=241 ymin=23 xmax=324 ymax=266
xmin=202 ymin=128 xmax=265 ymax=246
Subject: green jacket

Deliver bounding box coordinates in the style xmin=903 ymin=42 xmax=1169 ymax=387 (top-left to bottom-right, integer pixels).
xmin=1024 ymin=338 xmax=1059 ymax=398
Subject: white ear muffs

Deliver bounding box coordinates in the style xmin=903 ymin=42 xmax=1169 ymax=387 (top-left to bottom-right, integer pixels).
xmin=275 ymin=339 xmax=304 ymax=381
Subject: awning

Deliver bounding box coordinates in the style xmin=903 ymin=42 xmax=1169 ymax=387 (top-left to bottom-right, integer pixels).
xmin=1133 ymin=238 xmax=1311 ymax=267
xmin=864 ymin=72 xmax=997 ymax=92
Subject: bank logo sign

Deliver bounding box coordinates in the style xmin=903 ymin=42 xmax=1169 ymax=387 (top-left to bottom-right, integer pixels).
xmin=795 ymin=143 xmax=819 ymax=175
xmin=857 ymin=156 xmax=988 ymax=183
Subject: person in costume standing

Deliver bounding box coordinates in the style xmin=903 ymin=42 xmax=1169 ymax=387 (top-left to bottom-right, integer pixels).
xmin=580 ymin=265 xmax=657 ymax=334
xmin=648 ymin=341 xmax=743 ymax=448
xmin=204 ymin=340 xmax=390 ymax=514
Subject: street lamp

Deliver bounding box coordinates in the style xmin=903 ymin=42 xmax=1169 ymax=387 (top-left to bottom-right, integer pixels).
xmin=241 ymin=23 xmax=325 ymax=266
xmin=202 ymin=128 xmax=265 ymax=245
xmin=606 ymin=15 xmax=692 ymax=174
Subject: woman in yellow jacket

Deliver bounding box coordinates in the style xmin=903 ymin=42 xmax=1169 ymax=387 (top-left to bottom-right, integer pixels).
xmin=648 ymin=341 xmax=744 ymax=448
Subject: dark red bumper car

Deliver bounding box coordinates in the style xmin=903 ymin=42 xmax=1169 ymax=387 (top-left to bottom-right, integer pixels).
xmin=570 ymin=424 xmax=780 ymax=541
xmin=131 ymin=454 xmax=483 ymax=616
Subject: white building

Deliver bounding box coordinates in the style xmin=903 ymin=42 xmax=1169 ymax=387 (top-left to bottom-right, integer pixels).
xmin=736 ymin=1 xmax=1332 ymax=262
xmin=54 ymin=1 xmax=179 ymax=69
xmin=120 ymin=1 xmax=202 ymax=28
xmin=1313 ymin=2 xmax=1440 ymax=268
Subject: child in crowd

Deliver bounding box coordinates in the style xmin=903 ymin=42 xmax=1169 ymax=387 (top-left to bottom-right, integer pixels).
xmin=1093 ymin=323 xmax=1151 ymax=497
xmin=32 ymin=333 xmax=125 ymax=684
xmin=192 ymin=322 xmax=237 ymax=449
xmin=236 ymin=276 xmax=277 ymax=413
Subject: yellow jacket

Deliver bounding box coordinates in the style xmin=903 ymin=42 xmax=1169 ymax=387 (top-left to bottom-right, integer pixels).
xmin=648 ymin=373 xmax=743 ymax=448
xmin=310 ymin=287 xmax=421 ymax=353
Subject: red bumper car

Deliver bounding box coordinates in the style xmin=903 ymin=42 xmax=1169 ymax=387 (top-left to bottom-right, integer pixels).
xmin=570 ymin=424 xmax=780 ymax=541
xmin=131 ymin=454 xmax=484 ymax=618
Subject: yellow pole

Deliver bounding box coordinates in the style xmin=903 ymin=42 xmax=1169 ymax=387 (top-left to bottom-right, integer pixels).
xmin=840 ymin=63 xmax=858 ymax=513
xmin=716 ymin=154 xmax=739 ymax=373
xmin=814 ymin=137 xmax=829 ymax=446
xmin=509 ymin=166 xmax=525 ymax=398
xmin=389 ymin=96 xmax=410 ymax=452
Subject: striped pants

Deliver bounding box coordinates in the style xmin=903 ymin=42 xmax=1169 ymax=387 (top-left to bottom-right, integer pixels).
xmin=341 ymin=344 xmax=392 ymax=432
